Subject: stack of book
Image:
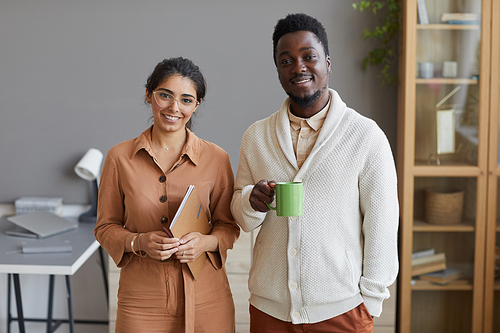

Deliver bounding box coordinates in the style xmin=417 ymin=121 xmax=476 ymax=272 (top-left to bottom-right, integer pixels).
xmin=412 ymin=249 xmax=446 ymax=276
xmin=15 ymin=196 xmax=63 ymax=217
xmin=441 ymin=13 xmax=480 ymax=25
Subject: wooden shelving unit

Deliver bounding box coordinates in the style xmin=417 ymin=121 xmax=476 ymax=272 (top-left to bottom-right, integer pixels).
xmin=397 ymin=0 xmax=498 ymax=332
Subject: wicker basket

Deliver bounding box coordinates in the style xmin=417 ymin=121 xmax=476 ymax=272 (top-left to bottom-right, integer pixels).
xmin=425 ymin=189 xmax=464 ymax=225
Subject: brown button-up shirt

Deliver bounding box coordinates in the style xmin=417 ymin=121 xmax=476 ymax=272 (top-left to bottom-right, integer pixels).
xmin=95 ymin=126 xmax=239 ymax=332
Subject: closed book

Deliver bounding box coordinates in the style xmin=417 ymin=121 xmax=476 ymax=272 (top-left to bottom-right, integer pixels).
xmin=15 ymin=196 xmax=63 ymax=208
xmin=15 ymin=196 xmax=64 ymax=216
xmin=169 ymin=185 xmax=211 ymax=280
xmin=420 ymin=268 xmax=462 ymax=285
xmin=441 ymin=13 xmax=478 ymax=22
xmin=412 ymin=248 xmax=435 ymax=260
xmin=412 ymin=253 xmax=446 ymax=276
xmin=412 ymin=252 xmax=445 ymax=266
xmin=22 ymin=244 xmax=73 ymax=254
xmin=412 ymin=261 xmax=447 ymax=276
xmin=417 ymin=0 xmax=429 ymax=24
xmin=447 ymin=20 xmax=480 ymax=25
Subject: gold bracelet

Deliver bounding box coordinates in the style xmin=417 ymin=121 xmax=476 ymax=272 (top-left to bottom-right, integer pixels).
xmin=131 ymin=233 xmax=140 ymax=256
xmin=137 ymin=233 xmax=147 ymax=258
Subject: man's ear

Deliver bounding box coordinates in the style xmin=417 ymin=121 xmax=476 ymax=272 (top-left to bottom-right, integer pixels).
xmin=326 ymin=56 xmax=331 ymax=74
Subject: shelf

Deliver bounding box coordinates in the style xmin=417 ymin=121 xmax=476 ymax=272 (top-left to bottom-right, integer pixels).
xmin=495 ymin=280 xmax=500 ymax=291
xmin=416 ymin=78 xmax=479 ymax=85
xmin=411 ymin=279 xmax=473 ymax=290
xmin=413 ymin=219 xmax=475 ymax=232
xmin=417 ymin=24 xmax=480 ymax=30
xmin=412 ymin=164 xmax=481 ymax=176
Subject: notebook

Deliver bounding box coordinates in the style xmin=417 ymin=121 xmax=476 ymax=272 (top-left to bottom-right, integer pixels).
xmin=6 ymin=211 xmax=78 ymax=239
xmin=169 ymin=185 xmax=211 ymax=280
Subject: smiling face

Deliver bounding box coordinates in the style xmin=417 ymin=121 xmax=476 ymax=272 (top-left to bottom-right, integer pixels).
xmin=145 ymin=74 xmax=200 ymax=134
xmin=275 ymin=30 xmax=331 ymax=117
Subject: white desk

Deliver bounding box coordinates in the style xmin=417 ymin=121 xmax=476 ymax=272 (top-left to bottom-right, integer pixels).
xmin=0 ymin=216 xmax=107 ymax=333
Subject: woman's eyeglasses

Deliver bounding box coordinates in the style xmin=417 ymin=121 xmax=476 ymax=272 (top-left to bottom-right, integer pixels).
xmin=152 ymin=91 xmax=199 ymax=114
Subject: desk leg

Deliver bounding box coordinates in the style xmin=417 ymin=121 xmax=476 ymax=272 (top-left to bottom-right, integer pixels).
xmin=65 ymin=276 xmax=74 ymax=333
xmin=98 ymin=246 xmax=109 ymax=307
xmin=7 ymin=273 xmax=11 ymax=333
xmin=47 ymin=275 xmax=55 ymax=333
xmin=12 ymin=274 xmax=26 ymax=333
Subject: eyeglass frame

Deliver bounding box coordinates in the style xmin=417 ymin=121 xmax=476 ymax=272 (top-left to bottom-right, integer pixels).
xmin=152 ymin=90 xmax=200 ymax=114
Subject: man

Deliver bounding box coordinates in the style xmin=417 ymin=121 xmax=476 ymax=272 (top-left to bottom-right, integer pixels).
xmin=231 ymin=13 xmax=399 ymax=332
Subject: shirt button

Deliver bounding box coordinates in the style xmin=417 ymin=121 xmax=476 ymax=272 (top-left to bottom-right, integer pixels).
xmin=161 ymin=216 xmax=168 ymax=224
xmin=290 ymin=282 xmax=298 ymax=290
xmin=159 ymin=195 xmax=167 ymax=203
xmin=159 ymin=175 xmax=166 ymax=183
xmin=293 ymin=311 xmax=300 ymax=318
xmin=289 ymin=248 xmax=297 ymax=256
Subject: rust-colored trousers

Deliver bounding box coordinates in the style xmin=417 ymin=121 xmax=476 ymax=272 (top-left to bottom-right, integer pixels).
xmin=250 ymin=303 xmax=373 ymax=333
xmin=115 ymin=257 xmax=235 ymax=332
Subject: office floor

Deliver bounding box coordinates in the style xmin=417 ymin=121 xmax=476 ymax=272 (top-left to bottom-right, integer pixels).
xmin=225 ymin=228 xmax=255 ymax=332
xmin=109 ymin=228 xmax=396 ymax=333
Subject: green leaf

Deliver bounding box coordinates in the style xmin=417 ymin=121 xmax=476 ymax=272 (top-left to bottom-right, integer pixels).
xmin=353 ymin=0 xmax=400 ymax=87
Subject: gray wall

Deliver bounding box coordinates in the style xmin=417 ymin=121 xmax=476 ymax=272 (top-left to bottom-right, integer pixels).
xmin=0 ymin=0 xmax=397 ymax=205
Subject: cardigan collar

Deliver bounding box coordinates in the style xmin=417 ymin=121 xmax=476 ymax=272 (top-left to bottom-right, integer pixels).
xmin=276 ymin=89 xmax=347 ymax=170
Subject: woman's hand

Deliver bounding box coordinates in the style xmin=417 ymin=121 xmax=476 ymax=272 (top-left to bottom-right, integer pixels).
xmin=139 ymin=231 xmax=180 ymax=261
xmin=174 ymin=232 xmax=218 ymax=263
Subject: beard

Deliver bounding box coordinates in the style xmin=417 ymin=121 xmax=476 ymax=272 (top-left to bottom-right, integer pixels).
xmin=287 ymin=89 xmax=322 ymax=108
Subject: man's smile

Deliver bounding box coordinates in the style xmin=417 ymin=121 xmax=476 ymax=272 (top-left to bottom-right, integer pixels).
xmin=291 ymin=75 xmax=313 ymax=85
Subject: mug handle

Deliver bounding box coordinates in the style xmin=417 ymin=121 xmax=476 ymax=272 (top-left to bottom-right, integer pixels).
xmin=266 ymin=203 xmax=277 ymax=211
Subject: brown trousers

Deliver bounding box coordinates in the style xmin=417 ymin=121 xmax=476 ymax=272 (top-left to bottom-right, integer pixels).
xmin=250 ymin=303 xmax=373 ymax=333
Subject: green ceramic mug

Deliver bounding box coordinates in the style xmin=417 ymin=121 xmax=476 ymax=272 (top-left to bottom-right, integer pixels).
xmin=266 ymin=182 xmax=304 ymax=217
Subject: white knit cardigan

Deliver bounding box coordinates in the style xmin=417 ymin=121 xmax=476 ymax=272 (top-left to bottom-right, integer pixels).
xmin=231 ymin=89 xmax=399 ymax=324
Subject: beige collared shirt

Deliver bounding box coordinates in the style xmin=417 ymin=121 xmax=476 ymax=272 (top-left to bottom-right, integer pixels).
xmin=288 ymin=99 xmax=330 ymax=168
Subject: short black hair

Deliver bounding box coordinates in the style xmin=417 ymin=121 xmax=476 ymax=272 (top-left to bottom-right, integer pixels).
xmin=272 ymin=13 xmax=329 ymax=65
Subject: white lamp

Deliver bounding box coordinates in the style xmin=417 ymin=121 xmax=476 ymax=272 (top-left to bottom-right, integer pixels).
xmin=74 ymin=148 xmax=103 ymax=223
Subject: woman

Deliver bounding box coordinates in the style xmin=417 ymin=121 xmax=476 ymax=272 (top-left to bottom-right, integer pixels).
xmin=95 ymin=57 xmax=240 ymax=332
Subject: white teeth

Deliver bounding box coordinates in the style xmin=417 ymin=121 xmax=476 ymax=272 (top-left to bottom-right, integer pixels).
xmin=163 ymin=114 xmax=179 ymax=121
xmin=295 ymin=79 xmax=311 ymax=84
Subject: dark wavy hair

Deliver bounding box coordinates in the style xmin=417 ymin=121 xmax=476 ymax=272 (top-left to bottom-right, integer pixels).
xmin=145 ymin=57 xmax=206 ymax=130
xmin=272 ymin=13 xmax=329 ymax=65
